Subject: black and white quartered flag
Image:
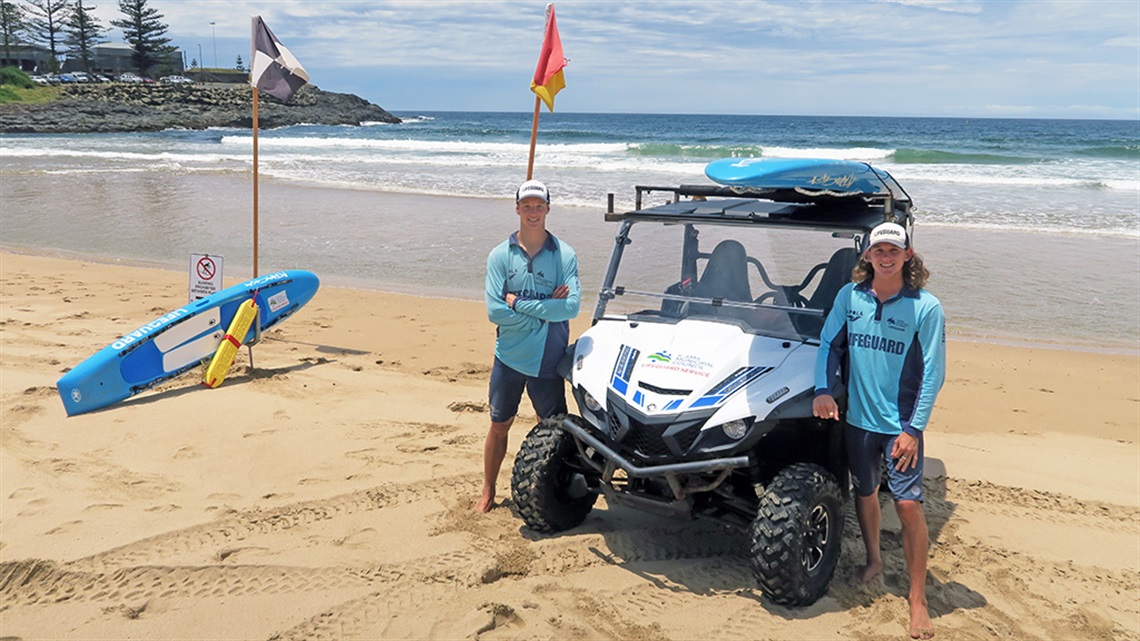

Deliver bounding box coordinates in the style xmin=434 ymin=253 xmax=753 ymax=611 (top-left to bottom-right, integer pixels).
xmin=250 ymin=16 xmax=309 ymax=102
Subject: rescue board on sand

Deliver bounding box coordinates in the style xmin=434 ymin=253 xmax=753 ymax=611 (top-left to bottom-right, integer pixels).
xmin=57 ymin=270 xmax=319 ymax=416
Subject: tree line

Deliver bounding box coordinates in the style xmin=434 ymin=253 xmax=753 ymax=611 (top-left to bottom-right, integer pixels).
xmin=0 ymin=0 xmax=175 ymax=77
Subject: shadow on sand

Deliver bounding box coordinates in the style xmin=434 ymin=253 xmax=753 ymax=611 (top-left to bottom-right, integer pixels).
xmin=514 ymin=455 xmax=986 ymax=621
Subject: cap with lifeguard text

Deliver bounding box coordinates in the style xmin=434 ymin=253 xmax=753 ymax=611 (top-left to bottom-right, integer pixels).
xmin=868 ymin=222 xmax=908 ymax=249
xmin=516 ymin=179 xmax=550 ymax=203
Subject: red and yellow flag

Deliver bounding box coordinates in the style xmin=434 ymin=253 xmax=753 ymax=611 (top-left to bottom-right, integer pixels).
xmin=530 ymin=3 xmax=566 ymax=112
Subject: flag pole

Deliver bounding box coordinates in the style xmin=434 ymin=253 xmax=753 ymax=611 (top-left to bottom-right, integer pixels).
xmin=252 ymin=85 xmax=260 ymax=278
xmin=526 ymin=95 xmax=541 ymax=180
xmin=249 ymin=82 xmax=260 ymax=369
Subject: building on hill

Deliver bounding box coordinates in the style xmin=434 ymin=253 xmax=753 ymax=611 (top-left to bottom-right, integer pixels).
xmin=65 ymin=43 xmax=184 ymax=77
xmin=0 ymin=43 xmax=54 ymax=73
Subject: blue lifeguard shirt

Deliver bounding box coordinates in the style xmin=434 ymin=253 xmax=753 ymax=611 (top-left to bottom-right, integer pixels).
xmin=485 ymin=232 xmax=580 ymax=378
xmin=815 ymin=281 xmax=946 ymax=437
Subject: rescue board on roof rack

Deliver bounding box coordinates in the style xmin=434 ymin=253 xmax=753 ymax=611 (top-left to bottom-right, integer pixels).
xmin=56 ymin=270 xmax=319 ymax=416
xmin=704 ymin=157 xmax=900 ymax=197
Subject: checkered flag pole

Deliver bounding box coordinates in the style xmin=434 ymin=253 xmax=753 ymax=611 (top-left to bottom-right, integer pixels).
xmin=249 ymin=16 xmax=309 ymax=278
xmin=250 ymin=16 xmax=309 ymax=102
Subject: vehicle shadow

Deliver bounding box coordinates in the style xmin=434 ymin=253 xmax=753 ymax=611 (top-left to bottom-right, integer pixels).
xmin=517 ymin=456 xmax=986 ymax=619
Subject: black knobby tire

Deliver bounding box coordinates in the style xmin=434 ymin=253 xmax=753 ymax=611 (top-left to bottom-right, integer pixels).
xmin=749 ymin=462 xmax=845 ymax=606
xmin=510 ymin=416 xmax=598 ymax=533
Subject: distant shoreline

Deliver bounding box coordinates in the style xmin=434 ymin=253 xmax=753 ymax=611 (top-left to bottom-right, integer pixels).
xmin=0 ymin=83 xmax=401 ymax=133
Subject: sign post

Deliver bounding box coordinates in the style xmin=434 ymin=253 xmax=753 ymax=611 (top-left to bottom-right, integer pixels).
xmin=189 ymin=254 xmax=224 ymax=302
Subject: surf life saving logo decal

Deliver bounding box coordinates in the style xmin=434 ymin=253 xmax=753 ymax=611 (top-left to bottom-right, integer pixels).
xmin=641 ymin=350 xmax=714 ymax=377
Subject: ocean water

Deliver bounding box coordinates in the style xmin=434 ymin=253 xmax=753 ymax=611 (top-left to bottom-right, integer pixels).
xmin=1 ymin=112 xmax=1138 ymax=352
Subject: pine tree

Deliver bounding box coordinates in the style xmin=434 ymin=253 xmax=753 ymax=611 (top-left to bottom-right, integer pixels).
xmin=0 ymin=0 xmax=28 ymax=68
xmin=234 ymin=53 xmax=243 ymax=72
xmin=63 ymin=0 xmax=105 ymax=73
xmin=23 ymin=0 xmax=69 ymax=72
xmin=110 ymin=0 xmax=171 ymax=77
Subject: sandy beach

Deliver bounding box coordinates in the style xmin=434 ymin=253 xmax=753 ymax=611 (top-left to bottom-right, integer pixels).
xmin=1 ymin=248 xmax=1138 ymax=640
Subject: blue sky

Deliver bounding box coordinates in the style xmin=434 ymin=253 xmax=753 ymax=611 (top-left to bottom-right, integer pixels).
xmin=89 ymin=0 xmax=1139 ymax=119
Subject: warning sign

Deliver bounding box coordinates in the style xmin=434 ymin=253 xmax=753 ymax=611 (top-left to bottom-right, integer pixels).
xmin=189 ymin=253 xmax=223 ymax=301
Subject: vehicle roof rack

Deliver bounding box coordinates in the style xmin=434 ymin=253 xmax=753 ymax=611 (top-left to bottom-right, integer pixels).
xmin=606 ymin=183 xmax=912 ymax=230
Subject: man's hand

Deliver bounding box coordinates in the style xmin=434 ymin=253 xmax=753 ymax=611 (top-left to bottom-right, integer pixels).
xmin=505 ymin=293 xmax=518 ymax=309
xmin=891 ymin=431 xmax=920 ymax=471
xmin=552 ymin=284 xmax=569 ymax=299
xmin=813 ymin=394 xmax=840 ymax=421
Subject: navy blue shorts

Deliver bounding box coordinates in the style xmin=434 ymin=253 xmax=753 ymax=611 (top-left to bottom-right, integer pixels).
xmin=488 ymin=357 xmax=567 ymax=423
xmin=846 ymin=423 xmax=924 ymax=502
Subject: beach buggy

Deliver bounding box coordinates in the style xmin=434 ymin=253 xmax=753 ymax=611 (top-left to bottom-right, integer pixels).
xmin=509 ymin=158 xmax=915 ymax=606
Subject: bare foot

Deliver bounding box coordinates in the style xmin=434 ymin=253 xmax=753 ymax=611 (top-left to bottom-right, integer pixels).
xmin=853 ymin=558 xmax=883 ymax=585
xmin=909 ymin=597 xmax=935 ymax=639
xmin=475 ymin=487 xmax=495 ymax=513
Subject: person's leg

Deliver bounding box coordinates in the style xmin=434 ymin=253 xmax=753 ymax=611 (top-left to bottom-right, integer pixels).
xmin=846 ymin=424 xmax=888 ymax=583
xmin=854 ymin=492 xmax=884 ymax=583
xmin=477 ymin=417 xmax=513 ymax=513
xmin=525 ymin=375 xmax=567 ymax=420
xmin=478 ymin=359 xmax=525 ymax=513
xmin=886 ymin=432 xmax=932 ymax=638
xmin=897 ymin=499 xmax=934 ymax=639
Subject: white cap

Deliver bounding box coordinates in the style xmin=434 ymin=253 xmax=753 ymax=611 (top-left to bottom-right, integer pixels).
xmin=868 ymin=222 xmax=908 ymax=249
xmin=516 ymin=179 xmax=550 ymax=203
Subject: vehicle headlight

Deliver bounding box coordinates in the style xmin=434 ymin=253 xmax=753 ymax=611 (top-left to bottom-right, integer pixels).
xmin=720 ymin=419 xmax=748 ymax=440
xmin=582 ymin=389 xmax=603 ymax=413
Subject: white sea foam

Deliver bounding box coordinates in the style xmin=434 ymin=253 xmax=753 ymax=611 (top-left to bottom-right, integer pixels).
xmin=759 ymin=146 xmax=896 ymax=161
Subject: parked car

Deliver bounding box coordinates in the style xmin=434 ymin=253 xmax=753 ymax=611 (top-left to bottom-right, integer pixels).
xmin=117 ymin=73 xmax=143 ymax=83
xmin=30 ymin=75 xmax=50 ymax=85
xmin=70 ymin=72 xmax=92 ymax=83
xmin=159 ymin=75 xmax=194 ymax=85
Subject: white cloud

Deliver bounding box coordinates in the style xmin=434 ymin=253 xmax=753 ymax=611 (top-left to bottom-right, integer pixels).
xmin=81 ymin=0 xmax=1139 ymax=118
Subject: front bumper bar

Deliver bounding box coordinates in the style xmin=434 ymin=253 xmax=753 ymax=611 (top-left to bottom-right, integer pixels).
xmin=558 ymin=416 xmax=750 ymax=479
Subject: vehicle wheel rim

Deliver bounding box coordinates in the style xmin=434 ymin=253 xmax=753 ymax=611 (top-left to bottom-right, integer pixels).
xmin=802 ymin=504 xmax=830 ymax=573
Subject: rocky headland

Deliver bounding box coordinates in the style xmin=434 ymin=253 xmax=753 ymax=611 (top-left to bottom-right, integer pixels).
xmin=0 ymin=83 xmax=401 ymax=133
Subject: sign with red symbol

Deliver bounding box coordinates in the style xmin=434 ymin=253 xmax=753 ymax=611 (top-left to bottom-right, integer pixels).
xmin=189 ymin=253 xmax=224 ymax=301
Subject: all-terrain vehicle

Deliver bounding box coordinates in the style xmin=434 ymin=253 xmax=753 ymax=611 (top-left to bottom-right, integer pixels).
xmin=510 ymin=158 xmax=915 ymax=606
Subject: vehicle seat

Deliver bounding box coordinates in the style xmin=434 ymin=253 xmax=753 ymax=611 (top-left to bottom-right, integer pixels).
xmin=807 ymin=247 xmax=858 ymax=312
xmin=692 ymin=240 xmax=752 ymax=302
xmin=688 ymin=240 xmax=752 ymax=317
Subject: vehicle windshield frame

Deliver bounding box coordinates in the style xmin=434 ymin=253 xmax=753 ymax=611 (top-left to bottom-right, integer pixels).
xmin=591 ymin=188 xmax=908 ymax=342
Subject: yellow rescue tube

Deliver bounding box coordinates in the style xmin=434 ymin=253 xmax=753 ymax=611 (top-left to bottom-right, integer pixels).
xmin=203 ymin=298 xmax=258 ymax=388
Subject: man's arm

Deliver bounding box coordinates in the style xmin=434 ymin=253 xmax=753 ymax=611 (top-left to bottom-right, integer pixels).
xmin=485 ymin=249 xmax=541 ymax=331
xmin=903 ymin=299 xmax=946 ymax=433
xmin=512 ymin=250 xmax=581 ymax=323
xmin=814 ymin=284 xmax=851 ymax=399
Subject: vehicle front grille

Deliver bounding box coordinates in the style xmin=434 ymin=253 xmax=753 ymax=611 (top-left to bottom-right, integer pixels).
xmin=618 ymin=417 xmax=702 ymax=459
xmin=625 ymin=422 xmax=672 ymax=457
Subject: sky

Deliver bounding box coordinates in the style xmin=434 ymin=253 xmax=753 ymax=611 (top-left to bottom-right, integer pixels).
xmin=83 ymin=0 xmax=1140 ymax=119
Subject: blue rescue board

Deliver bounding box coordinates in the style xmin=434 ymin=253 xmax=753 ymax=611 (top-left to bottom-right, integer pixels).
xmin=57 ymin=270 xmax=320 ymax=416
xmin=705 ymin=158 xmax=891 ymax=194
